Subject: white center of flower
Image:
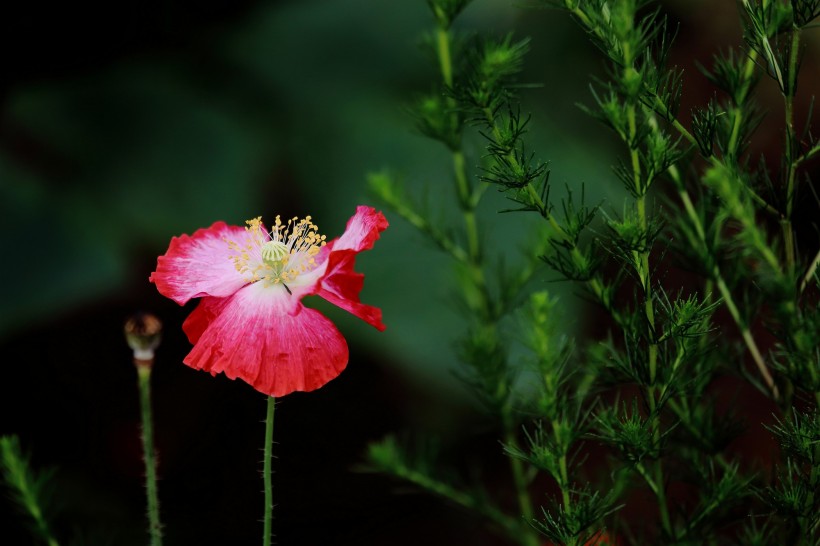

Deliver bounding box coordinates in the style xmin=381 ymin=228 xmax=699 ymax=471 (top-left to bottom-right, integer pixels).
xmin=226 ymin=215 xmax=327 ymax=288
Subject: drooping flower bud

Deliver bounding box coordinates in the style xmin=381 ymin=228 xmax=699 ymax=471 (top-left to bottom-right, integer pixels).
xmin=124 ymin=312 xmax=163 ymax=363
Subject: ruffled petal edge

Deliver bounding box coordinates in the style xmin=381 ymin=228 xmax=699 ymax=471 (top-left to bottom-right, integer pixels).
xmin=182 ymin=283 xmax=349 ymax=397
xmin=317 ymin=249 xmax=386 ymax=331
xmin=150 ymin=222 xmax=250 ymax=305
xmin=312 ymin=206 xmax=388 ymax=329
xmin=333 ymin=205 xmax=389 ymax=253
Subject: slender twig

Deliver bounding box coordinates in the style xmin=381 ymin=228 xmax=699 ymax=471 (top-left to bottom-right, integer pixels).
xmin=390 ymin=462 xmax=525 ymax=540
xmin=0 ymin=436 xmax=60 ymax=546
xmin=674 ymin=179 xmax=779 ymax=399
xmin=799 ymin=248 xmax=820 ymax=293
xmin=794 ymin=141 xmax=820 ymax=167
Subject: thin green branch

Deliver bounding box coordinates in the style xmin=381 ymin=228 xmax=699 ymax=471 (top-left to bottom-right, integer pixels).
xmin=675 ymin=181 xmax=778 ymax=399
xmin=436 ymin=22 xmax=494 ymax=320
xmin=386 ymin=194 xmax=470 ymax=264
xmin=621 ymin=41 xmax=670 ymax=536
xmin=726 ymin=50 xmax=760 ymax=158
xmin=389 ymin=463 xmax=526 ymax=541
xmin=504 ymin=425 xmax=535 ymax=525
xmin=782 ymin=27 xmax=802 ymax=270
xmin=799 ymin=248 xmax=820 ymax=293
xmin=0 ymin=436 xmax=60 ymax=546
xmin=794 ymin=141 xmax=820 ymax=167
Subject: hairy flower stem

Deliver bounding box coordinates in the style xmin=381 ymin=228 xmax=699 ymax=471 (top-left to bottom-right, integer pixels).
xmin=137 ymin=362 xmax=162 ymax=546
xmin=263 ymin=396 xmax=275 ymax=546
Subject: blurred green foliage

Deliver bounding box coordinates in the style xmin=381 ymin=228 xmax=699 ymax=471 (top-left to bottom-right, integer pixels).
xmin=0 ymin=0 xmax=615 ymax=389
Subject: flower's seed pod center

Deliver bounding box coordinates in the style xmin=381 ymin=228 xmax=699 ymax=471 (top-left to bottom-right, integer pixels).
xmin=226 ymin=214 xmax=328 ymax=286
xmin=261 ymin=240 xmax=289 ymax=269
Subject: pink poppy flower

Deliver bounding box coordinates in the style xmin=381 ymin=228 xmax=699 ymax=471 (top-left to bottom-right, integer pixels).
xmin=150 ymin=206 xmax=388 ymax=396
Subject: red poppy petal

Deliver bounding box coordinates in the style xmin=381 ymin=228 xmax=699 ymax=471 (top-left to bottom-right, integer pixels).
xmin=182 ymin=283 xmax=348 ymax=397
xmin=182 ymin=296 xmax=231 ymax=344
xmin=334 ymin=206 xmax=389 ymax=252
xmin=150 ymin=222 xmax=250 ymax=305
xmin=318 ymin=249 xmax=385 ymax=331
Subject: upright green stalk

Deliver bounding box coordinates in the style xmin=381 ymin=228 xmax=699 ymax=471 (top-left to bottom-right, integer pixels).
xmin=777 ymin=27 xmax=800 ymax=272
xmin=137 ymin=363 xmax=162 ymax=546
xmin=726 ymin=50 xmax=759 ymax=158
xmin=622 ymin=42 xmax=672 ymax=537
xmin=503 ymin=415 xmax=536 ymax=529
xmin=435 ymin=24 xmax=484 ymax=288
xmin=552 ymin=419 xmax=573 ymax=518
xmin=125 ymin=313 xmax=163 ymax=546
xmin=435 ymin=18 xmax=536 ymax=544
xmin=263 ymin=396 xmax=276 ymax=546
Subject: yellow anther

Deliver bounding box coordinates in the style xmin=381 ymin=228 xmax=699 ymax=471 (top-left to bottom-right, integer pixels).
xmin=227 ymin=214 xmax=327 ymax=286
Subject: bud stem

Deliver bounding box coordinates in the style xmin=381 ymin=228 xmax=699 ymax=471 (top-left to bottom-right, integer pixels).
xmin=137 ymin=361 xmax=162 ymax=546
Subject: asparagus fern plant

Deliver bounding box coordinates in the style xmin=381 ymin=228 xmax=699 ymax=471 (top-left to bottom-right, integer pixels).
xmin=368 ymin=1 xmax=820 ymax=544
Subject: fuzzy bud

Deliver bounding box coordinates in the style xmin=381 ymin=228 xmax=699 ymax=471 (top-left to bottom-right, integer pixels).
xmin=124 ymin=312 xmax=162 ymax=363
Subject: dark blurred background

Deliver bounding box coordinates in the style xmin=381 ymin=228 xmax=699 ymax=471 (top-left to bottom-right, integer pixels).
xmin=1 ymin=0 xmax=817 ymax=544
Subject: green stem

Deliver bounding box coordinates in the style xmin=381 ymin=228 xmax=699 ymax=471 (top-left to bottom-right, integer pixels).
xmin=779 ymin=30 xmax=798 ymax=270
xmin=624 ymin=52 xmax=671 ymax=535
xmin=726 ymin=50 xmax=759 ymax=158
xmin=483 ymin=105 xmax=619 ymax=325
xmin=455 ymin=151 xmax=481 ymax=260
xmin=800 ymin=248 xmax=820 ymax=293
xmin=675 ymin=184 xmax=779 ymax=398
xmin=645 ymin=392 xmax=673 ymax=537
xmin=263 ymin=396 xmax=275 ymax=546
xmin=782 ymin=27 xmax=801 ymax=271
xmin=504 ymin=426 xmax=536 ymax=542
xmin=438 ymin=35 xmax=538 ymax=541
xmin=795 ymin=141 xmax=820 ymax=167
xmin=392 ymin=463 xmax=524 ymax=541
xmin=436 ymin=19 xmax=492 ymax=320
xmin=385 ymin=196 xmax=469 ymax=264
xmin=552 ymin=418 xmax=573 ymax=517
xmin=0 ymin=437 xmax=61 ymax=546
xmin=666 ymin=399 xmax=733 ymax=471
xmin=436 ymin=25 xmax=453 ymax=86
xmin=137 ymin=363 xmax=162 ymax=546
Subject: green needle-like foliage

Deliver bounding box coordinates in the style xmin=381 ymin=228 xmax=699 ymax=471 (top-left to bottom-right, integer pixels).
xmin=0 ymin=435 xmax=59 ymax=546
xmin=371 ymin=0 xmax=820 ymax=544
xmin=532 ymin=487 xmax=622 ymax=546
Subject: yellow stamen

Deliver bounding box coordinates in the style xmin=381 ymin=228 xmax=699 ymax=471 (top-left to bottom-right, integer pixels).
xmin=225 ymin=214 xmax=327 ymax=286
